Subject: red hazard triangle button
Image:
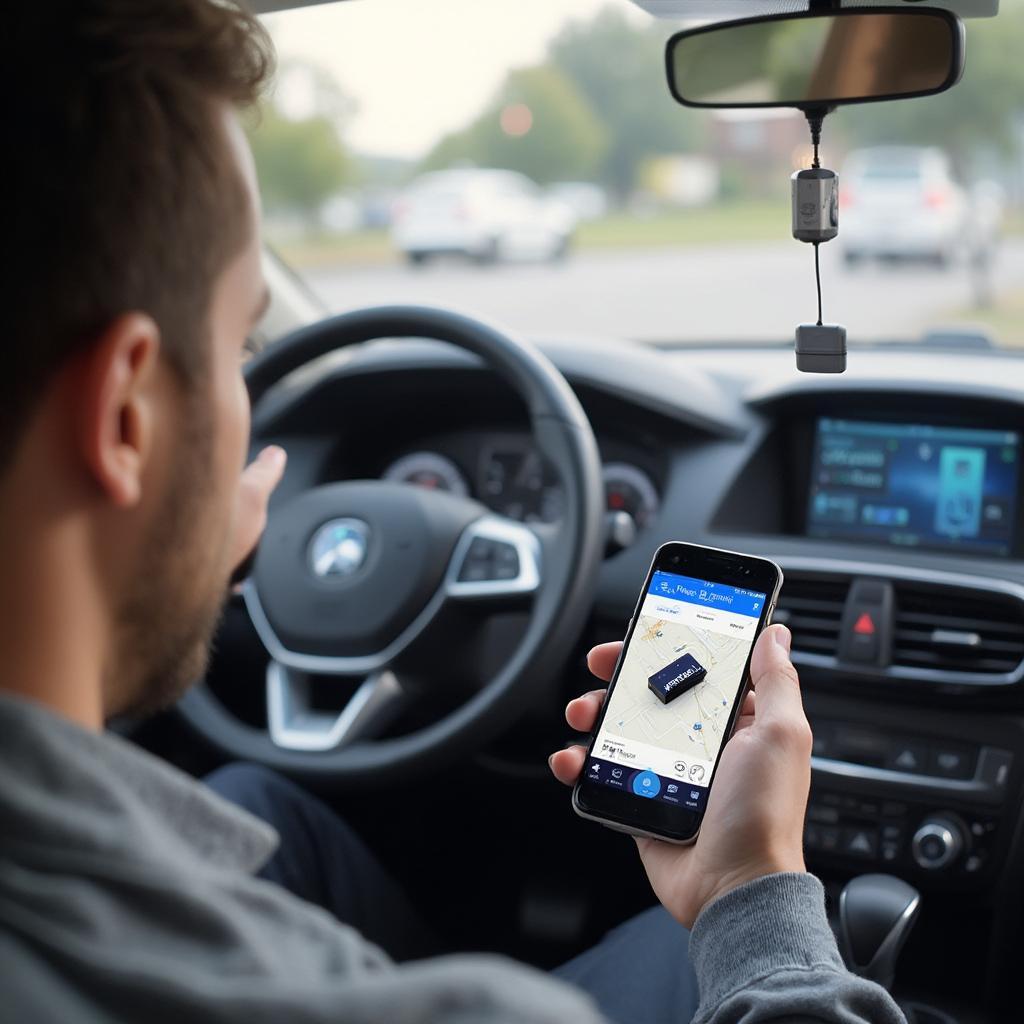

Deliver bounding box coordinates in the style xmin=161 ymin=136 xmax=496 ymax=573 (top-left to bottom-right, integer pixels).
xmin=853 ymin=611 xmax=876 ymax=635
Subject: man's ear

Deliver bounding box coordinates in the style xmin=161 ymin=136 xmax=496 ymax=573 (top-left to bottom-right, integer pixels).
xmin=74 ymin=312 xmax=161 ymax=508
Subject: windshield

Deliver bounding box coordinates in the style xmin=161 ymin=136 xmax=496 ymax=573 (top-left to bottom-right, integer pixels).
xmin=254 ymin=0 xmax=1024 ymax=350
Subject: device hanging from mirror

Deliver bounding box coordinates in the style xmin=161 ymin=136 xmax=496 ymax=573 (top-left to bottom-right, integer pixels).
xmin=792 ymin=112 xmax=846 ymax=373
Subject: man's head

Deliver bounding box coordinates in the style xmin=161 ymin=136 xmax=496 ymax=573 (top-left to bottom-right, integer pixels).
xmin=5 ymin=1 xmax=275 ymax=721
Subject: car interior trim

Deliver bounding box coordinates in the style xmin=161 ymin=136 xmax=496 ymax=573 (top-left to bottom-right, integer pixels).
xmin=811 ymin=746 xmax=1013 ymax=806
xmin=267 ymin=662 xmax=403 ymax=751
xmin=777 ymin=556 xmax=1024 ymax=686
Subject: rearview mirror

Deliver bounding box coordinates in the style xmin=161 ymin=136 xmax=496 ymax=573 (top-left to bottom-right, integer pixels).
xmin=666 ymin=8 xmax=965 ymax=112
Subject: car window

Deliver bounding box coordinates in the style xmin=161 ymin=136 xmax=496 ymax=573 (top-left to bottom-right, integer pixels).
xmin=252 ymin=0 xmax=1024 ymax=351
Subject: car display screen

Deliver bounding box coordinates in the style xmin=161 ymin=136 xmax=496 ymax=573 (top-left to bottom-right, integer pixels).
xmin=807 ymin=419 xmax=1020 ymax=556
xmin=586 ymin=571 xmax=767 ymax=813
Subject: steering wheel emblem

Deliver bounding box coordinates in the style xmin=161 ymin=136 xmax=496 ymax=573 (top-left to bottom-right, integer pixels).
xmin=308 ymin=518 xmax=370 ymax=579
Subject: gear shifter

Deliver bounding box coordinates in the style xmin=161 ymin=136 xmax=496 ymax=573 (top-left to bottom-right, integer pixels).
xmin=838 ymin=874 xmax=921 ymax=992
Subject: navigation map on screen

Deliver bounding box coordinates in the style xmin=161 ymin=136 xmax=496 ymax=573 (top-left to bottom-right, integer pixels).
xmin=586 ymin=571 xmax=766 ymax=813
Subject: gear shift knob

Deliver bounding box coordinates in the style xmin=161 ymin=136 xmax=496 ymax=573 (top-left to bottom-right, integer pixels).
xmin=838 ymin=874 xmax=921 ymax=992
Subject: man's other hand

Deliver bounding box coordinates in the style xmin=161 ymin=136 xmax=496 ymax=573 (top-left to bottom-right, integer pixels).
xmin=230 ymin=446 xmax=287 ymax=576
xmin=549 ymin=624 xmax=811 ymax=929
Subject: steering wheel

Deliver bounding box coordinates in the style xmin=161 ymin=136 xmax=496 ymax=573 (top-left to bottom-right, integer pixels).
xmin=178 ymin=306 xmax=605 ymax=785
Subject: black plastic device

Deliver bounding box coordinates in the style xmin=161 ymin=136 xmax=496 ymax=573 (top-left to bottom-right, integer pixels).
xmin=796 ymin=323 xmax=847 ymax=373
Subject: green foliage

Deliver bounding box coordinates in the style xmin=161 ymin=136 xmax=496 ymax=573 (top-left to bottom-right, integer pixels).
xmin=422 ymin=65 xmax=608 ymax=184
xmin=548 ymin=7 xmax=704 ymax=196
xmin=837 ymin=11 xmax=1024 ymax=170
xmin=248 ymin=103 xmax=352 ymax=218
xmin=422 ymin=5 xmax=703 ymax=195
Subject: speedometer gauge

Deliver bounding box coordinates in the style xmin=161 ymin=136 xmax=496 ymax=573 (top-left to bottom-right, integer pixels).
xmin=382 ymin=452 xmax=469 ymax=496
xmin=603 ymin=463 xmax=660 ymax=529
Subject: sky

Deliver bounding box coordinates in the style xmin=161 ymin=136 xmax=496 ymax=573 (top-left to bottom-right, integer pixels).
xmin=262 ymin=0 xmax=650 ymax=159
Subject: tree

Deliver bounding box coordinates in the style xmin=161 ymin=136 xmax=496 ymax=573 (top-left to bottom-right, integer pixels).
xmin=247 ymin=62 xmax=356 ymax=223
xmin=836 ymin=10 xmax=1024 ymax=173
xmin=249 ymin=105 xmax=352 ymax=220
xmin=422 ymin=65 xmax=608 ymax=184
xmin=548 ymin=6 xmax=704 ymax=196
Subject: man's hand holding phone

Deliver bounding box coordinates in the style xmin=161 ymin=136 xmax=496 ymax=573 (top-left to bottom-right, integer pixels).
xmin=550 ymin=624 xmax=811 ymax=929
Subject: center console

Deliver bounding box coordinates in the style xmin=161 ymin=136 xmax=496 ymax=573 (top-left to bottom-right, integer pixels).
xmin=700 ymin=390 xmax=1024 ymax=1015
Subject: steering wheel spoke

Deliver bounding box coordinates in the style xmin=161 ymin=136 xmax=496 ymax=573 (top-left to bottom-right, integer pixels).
xmin=445 ymin=515 xmax=541 ymax=604
xmin=266 ymin=661 xmax=405 ymax=752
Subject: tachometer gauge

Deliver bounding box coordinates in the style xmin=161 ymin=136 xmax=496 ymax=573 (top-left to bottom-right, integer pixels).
xmin=382 ymin=452 xmax=469 ymax=496
xmin=481 ymin=446 xmax=563 ymax=523
xmin=603 ymin=463 xmax=660 ymax=529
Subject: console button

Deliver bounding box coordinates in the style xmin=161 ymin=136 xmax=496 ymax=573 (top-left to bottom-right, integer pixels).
xmin=977 ymin=748 xmax=1013 ymax=790
xmin=807 ymin=804 xmax=840 ymax=825
xmin=928 ymin=743 xmax=975 ymax=780
xmin=820 ymin=827 xmax=841 ymax=852
xmin=834 ymin=728 xmax=889 ymax=767
xmin=838 ymin=579 xmax=894 ymax=666
xmin=886 ymin=742 xmax=927 ymax=774
xmin=844 ymin=615 xmax=879 ymax=662
xmin=911 ymin=817 xmax=965 ymax=871
xmin=842 ymin=828 xmax=879 ymax=859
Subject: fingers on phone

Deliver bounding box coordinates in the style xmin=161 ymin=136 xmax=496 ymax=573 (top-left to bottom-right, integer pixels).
xmin=549 ymin=745 xmax=586 ymax=785
xmin=565 ymin=689 xmax=606 ymax=731
xmin=586 ymin=642 xmax=623 ymax=682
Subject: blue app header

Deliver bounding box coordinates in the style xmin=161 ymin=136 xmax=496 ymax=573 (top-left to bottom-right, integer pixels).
xmin=648 ymin=571 xmax=766 ymax=619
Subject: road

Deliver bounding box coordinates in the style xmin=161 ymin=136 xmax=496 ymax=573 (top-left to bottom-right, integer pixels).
xmin=302 ymin=239 xmax=1024 ymax=344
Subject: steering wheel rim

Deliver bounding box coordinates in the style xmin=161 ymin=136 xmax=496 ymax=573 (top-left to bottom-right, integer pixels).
xmin=177 ymin=305 xmax=604 ymax=784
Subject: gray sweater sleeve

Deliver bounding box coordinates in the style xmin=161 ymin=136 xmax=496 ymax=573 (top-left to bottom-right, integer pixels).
xmin=688 ymin=873 xmax=908 ymax=1024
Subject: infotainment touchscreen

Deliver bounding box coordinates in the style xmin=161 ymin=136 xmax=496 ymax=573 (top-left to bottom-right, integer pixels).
xmin=807 ymin=419 xmax=1020 ymax=556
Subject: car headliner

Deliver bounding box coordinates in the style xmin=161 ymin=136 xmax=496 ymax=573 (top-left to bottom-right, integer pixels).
xmin=249 ymin=0 xmax=999 ymax=19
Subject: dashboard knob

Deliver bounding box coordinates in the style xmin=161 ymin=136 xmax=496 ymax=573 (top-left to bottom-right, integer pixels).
xmin=911 ymin=816 xmax=965 ymax=870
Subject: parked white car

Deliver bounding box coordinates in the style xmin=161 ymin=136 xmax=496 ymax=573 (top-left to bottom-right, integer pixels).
xmin=547 ymin=181 xmax=609 ymax=222
xmin=391 ymin=169 xmax=576 ymax=265
xmin=840 ymin=146 xmax=969 ymax=267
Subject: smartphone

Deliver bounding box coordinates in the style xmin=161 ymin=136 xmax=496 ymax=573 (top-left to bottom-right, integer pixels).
xmin=572 ymin=542 xmax=783 ymax=845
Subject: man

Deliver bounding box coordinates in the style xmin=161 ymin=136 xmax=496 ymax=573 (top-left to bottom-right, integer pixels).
xmin=0 ymin=2 xmax=905 ymax=1021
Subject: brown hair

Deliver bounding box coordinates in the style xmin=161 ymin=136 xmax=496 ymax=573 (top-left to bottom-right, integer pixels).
xmin=5 ymin=0 xmax=274 ymax=458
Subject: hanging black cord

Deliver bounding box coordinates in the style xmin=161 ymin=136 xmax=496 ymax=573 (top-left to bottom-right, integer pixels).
xmin=814 ymin=242 xmax=823 ymax=325
xmin=808 ymin=114 xmax=823 ymax=170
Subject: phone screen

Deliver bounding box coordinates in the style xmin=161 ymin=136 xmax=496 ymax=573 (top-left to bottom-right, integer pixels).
xmin=585 ymin=569 xmax=769 ymax=818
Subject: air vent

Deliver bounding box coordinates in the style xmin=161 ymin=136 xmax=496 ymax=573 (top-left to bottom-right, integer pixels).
xmin=892 ymin=583 xmax=1024 ymax=676
xmin=775 ymin=574 xmax=850 ymax=658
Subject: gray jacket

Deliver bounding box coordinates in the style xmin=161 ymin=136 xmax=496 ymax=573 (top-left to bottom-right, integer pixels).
xmin=0 ymin=694 xmax=905 ymax=1023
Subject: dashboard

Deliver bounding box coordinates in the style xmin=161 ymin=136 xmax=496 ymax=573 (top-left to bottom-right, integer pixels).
xmin=373 ymin=416 xmax=1023 ymax=559
xmin=243 ymin=337 xmax=1024 ymax=1014
xmin=379 ymin=435 xmax=661 ymax=533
